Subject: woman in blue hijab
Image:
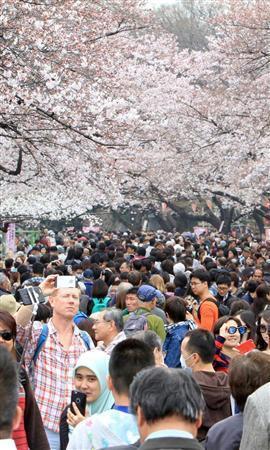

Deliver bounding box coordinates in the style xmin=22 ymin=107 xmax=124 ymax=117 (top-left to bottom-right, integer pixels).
xmin=60 ymin=351 xmax=114 ymax=450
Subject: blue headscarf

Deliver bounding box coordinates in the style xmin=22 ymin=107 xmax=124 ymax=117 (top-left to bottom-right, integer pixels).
xmin=73 ymin=350 xmax=114 ymax=415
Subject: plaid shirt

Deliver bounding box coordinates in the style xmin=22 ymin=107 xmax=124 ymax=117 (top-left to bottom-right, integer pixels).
xmin=17 ymin=319 xmax=90 ymax=432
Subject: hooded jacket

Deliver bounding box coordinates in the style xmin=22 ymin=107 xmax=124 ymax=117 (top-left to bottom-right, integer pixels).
xmin=192 ymin=371 xmax=231 ymax=441
xmin=163 ymin=320 xmax=196 ymax=368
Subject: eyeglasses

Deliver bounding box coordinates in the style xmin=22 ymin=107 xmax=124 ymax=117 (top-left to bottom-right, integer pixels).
xmin=259 ymin=324 xmax=270 ymax=334
xmin=227 ymin=326 xmax=247 ymax=335
xmin=0 ymin=331 xmax=13 ymax=341
xmin=93 ymin=320 xmax=110 ymax=326
xmin=217 ymin=285 xmax=229 ymax=291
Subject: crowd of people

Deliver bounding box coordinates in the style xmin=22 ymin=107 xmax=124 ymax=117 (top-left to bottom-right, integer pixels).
xmin=0 ymin=227 xmax=270 ymax=450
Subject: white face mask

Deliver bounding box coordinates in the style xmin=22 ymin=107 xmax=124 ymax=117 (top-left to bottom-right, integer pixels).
xmin=180 ymin=353 xmax=195 ymax=370
xmin=180 ymin=354 xmax=187 ymax=369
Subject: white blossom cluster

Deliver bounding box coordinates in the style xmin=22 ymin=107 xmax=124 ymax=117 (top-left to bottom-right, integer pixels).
xmin=0 ymin=0 xmax=269 ymax=221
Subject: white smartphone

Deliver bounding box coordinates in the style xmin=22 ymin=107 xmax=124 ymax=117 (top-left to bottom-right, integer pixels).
xmin=56 ymin=276 xmax=76 ymax=289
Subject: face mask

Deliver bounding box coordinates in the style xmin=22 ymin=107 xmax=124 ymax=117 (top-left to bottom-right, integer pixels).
xmin=180 ymin=354 xmax=187 ymax=369
xmin=180 ymin=353 xmax=195 ymax=369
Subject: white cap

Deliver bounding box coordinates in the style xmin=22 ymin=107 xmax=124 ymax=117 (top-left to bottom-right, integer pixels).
xmin=173 ymin=263 xmax=185 ymax=274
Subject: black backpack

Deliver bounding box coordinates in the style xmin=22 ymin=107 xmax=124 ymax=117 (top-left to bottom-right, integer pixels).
xmin=197 ymin=298 xmax=229 ymax=321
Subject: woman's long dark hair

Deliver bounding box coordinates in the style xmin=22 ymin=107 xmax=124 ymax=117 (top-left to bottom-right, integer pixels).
xmin=256 ymin=310 xmax=270 ymax=351
xmin=252 ymin=284 xmax=270 ymax=318
xmin=233 ymin=310 xmax=256 ymax=341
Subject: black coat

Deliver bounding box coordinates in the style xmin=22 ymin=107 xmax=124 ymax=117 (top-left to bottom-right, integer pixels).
xmin=59 ymin=405 xmax=69 ymax=450
xmin=99 ymin=437 xmax=202 ymax=450
xmin=139 ymin=437 xmax=203 ymax=450
xmin=205 ymin=413 xmax=243 ymax=450
xmin=99 ymin=443 xmax=139 ymax=450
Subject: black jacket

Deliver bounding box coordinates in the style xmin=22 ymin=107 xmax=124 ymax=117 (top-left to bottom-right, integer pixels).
xmin=101 ymin=438 xmax=202 ymax=450
xmin=205 ymin=412 xmax=243 ymax=450
xmin=215 ymin=292 xmax=238 ymax=308
xmin=59 ymin=405 xmax=70 ymax=450
xmin=139 ymin=437 xmax=203 ymax=450
xmin=99 ymin=443 xmax=139 ymax=450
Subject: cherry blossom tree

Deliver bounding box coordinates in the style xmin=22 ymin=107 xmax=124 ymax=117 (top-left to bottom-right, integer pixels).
xmin=1 ymin=0 xmax=269 ymax=233
xmin=0 ymin=0 xmax=178 ymax=220
xmin=119 ymin=0 xmax=270 ymax=232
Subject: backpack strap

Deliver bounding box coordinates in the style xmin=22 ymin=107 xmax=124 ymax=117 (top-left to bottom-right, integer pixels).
xmin=33 ymin=324 xmax=49 ymax=365
xmin=92 ymin=298 xmax=100 ymax=305
xmin=73 ymin=311 xmax=89 ymax=326
xmin=136 ymin=310 xmax=151 ymax=318
xmin=79 ymin=330 xmax=92 ymax=350
xmin=197 ymin=298 xmax=218 ymax=322
xmin=203 ymin=298 xmax=218 ymax=306
xmin=33 ymin=325 xmax=92 ymax=365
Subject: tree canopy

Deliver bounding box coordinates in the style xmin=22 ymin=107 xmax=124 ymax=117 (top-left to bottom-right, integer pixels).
xmin=1 ymin=0 xmax=269 ymax=229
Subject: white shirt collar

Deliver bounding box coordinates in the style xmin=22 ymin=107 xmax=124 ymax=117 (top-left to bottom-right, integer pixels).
xmin=146 ymin=430 xmax=193 ymax=440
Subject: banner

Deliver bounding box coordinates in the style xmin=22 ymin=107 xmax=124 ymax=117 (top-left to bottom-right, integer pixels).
xmin=6 ymin=223 xmax=16 ymax=254
xmin=194 ymin=226 xmax=207 ymax=238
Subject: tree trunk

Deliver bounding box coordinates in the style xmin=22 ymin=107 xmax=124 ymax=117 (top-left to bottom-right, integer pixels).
xmin=167 ymin=202 xmax=222 ymax=231
xmin=220 ymin=207 xmax=234 ymax=234
xmin=253 ymin=210 xmax=265 ymax=237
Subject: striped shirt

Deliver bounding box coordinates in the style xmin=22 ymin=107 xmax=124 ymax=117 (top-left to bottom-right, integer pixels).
xmin=12 ymin=386 xmax=27 ymax=449
xmin=17 ymin=319 xmax=91 ymax=432
xmin=213 ymin=335 xmax=230 ymax=373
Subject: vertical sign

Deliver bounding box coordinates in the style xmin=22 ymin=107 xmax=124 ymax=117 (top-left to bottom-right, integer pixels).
xmin=6 ymin=223 xmax=16 ymax=254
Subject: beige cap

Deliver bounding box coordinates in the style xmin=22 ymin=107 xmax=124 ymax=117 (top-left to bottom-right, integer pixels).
xmin=0 ymin=295 xmax=19 ymax=316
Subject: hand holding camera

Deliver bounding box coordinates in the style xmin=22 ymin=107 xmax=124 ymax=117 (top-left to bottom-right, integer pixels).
xmin=17 ymin=275 xmax=77 ymax=306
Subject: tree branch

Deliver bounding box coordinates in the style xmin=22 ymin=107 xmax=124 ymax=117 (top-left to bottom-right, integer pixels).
xmin=0 ymin=147 xmax=23 ymax=175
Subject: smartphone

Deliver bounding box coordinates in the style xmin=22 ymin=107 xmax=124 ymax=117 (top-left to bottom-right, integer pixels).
xmin=235 ymin=339 xmax=256 ymax=354
xmin=70 ymin=390 xmax=87 ymax=415
xmin=56 ymin=276 xmax=76 ymax=289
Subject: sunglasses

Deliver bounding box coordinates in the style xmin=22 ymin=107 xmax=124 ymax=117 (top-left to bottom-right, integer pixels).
xmin=227 ymin=326 xmax=247 ymax=335
xmin=0 ymin=331 xmax=13 ymax=341
xmin=259 ymin=324 xmax=270 ymax=334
